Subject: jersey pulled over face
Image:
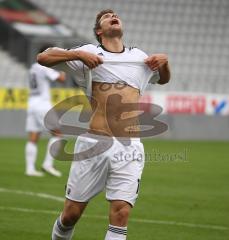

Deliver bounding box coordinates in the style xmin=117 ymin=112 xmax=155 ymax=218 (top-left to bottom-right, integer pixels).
xmin=28 ymin=63 xmax=60 ymax=109
xmin=67 ymin=44 xmax=160 ymax=96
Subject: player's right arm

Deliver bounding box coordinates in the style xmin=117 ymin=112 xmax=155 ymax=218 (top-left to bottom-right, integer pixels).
xmin=37 ymin=47 xmax=103 ymax=69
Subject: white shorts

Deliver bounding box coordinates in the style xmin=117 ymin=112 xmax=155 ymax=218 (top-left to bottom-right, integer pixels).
xmin=25 ymin=108 xmax=59 ymax=132
xmin=65 ymin=133 xmax=145 ymax=207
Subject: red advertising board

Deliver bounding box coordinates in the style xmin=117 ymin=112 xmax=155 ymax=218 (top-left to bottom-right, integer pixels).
xmin=166 ymin=95 xmax=206 ymax=114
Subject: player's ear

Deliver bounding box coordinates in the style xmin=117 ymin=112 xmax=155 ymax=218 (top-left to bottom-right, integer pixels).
xmin=96 ymin=29 xmax=102 ymax=37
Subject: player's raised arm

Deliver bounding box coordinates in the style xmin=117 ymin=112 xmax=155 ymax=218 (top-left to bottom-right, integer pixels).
xmin=37 ymin=47 xmax=103 ymax=69
xmin=37 ymin=47 xmax=80 ymax=67
xmin=144 ymin=54 xmax=171 ymax=84
xmin=56 ymin=71 xmax=66 ymax=83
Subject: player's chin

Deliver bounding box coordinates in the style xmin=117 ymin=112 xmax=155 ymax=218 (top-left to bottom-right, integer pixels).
xmin=110 ymin=28 xmax=123 ymax=38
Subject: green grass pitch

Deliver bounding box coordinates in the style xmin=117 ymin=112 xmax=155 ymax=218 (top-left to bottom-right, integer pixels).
xmin=0 ymin=138 xmax=228 ymax=240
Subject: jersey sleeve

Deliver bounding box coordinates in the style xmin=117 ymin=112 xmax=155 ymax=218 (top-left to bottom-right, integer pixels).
xmin=148 ymin=71 xmax=160 ymax=84
xmin=66 ymin=44 xmax=96 ymax=71
xmin=133 ymin=48 xmax=148 ymax=58
xmin=134 ymin=48 xmax=160 ymax=84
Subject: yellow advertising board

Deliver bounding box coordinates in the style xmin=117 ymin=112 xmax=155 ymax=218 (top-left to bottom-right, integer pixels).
xmin=0 ymin=88 xmax=89 ymax=110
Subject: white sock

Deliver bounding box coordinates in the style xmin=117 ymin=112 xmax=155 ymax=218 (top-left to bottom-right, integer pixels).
xmin=43 ymin=137 xmax=61 ymax=168
xmin=25 ymin=142 xmax=37 ymax=172
xmin=105 ymin=224 xmax=127 ymax=240
xmin=52 ymin=216 xmax=75 ymax=240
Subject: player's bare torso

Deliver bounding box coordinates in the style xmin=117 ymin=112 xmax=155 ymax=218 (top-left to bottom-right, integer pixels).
xmin=89 ymin=82 xmax=140 ymax=138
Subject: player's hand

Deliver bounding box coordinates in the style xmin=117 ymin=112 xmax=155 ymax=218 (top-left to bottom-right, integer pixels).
xmin=144 ymin=54 xmax=168 ymax=71
xmin=78 ymin=51 xmax=103 ymax=69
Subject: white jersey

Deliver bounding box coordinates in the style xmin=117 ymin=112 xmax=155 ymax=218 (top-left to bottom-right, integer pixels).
xmin=65 ymin=44 xmax=160 ymax=95
xmin=27 ymin=63 xmax=60 ymax=109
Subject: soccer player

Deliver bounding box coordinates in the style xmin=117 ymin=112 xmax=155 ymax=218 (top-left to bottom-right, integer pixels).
xmin=25 ymin=46 xmax=66 ymax=177
xmin=37 ymin=9 xmax=170 ymax=240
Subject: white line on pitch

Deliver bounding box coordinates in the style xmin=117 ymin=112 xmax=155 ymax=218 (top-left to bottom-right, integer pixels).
xmin=0 ymin=187 xmax=228 ymax=231
xmin=0 ymin=187 xmax=64 ymax=202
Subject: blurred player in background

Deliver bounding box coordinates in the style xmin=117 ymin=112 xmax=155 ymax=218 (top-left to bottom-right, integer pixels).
xmin=37 ymin=9 xmax=170 ymax=240
xmin=25 ymin=46 xmax=66 ymax=177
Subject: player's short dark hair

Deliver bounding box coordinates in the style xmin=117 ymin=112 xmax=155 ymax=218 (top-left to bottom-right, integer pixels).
xmin=93 ymin=9 xmax=114 ymax=44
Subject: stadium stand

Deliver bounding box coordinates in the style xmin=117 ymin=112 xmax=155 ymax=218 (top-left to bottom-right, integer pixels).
xmin=0 ymin=0 xmax=228 ymax=93
xmin=28 ymin=0 xmax=228 ymax=93
xmin=0 ymin=47 xmax=28 ymax=88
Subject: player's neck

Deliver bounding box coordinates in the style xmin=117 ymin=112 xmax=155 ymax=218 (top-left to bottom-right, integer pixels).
xmin=101 ymin=38 xmax=124 ymax=53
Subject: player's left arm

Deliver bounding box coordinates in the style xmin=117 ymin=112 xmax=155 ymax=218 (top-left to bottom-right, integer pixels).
xmin=144 ymin=54 xmax=171 ymax=85
xmin=56 ymin=71 xmax=66 ymax=83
